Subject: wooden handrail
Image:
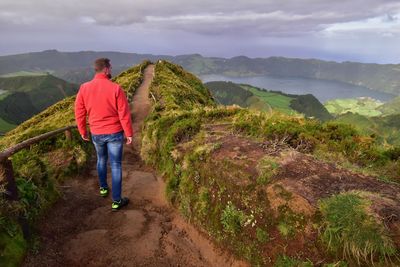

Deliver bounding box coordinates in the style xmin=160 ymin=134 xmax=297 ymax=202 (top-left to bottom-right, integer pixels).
xmin=0 ymin=125 xmax=77 ymax=161
xmin=0 ymin=125 xmax=77 ymax=205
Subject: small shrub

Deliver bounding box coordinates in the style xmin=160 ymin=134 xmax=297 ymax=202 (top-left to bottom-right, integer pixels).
xmin=384 ymin=146 xmax=400 ymax=161
xmin=221 ymin=201 xmax=247 ymax=235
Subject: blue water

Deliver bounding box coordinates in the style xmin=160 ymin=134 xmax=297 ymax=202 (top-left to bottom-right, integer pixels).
xmin=200 ymin=74 xmax=396 ymax=103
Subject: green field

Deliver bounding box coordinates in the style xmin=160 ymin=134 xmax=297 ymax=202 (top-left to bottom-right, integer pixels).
xmin=324 ymin=97 xmax=384 ymax=117
xmin=240 ymin=84 xmax=296 ymax=115
xmin=0 ymin=71 xmax=49 ymax=77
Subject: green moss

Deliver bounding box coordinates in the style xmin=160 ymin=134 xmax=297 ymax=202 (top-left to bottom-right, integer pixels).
xmin=256 ymin=227 xmax=269 ymax=243
xmin=0 ymin=225 xmax=27 ymax=267
xmin=273 ymin=255 xmax=313 ymax=267
xmin=278 ymin=222 xmax=293 ymax=238
xmin=195 ymin=186 xmax=210 ymax=220
xmin=322 ymin=261 xmax=348 ymax=267
xmin=318 ymin=192 xmax=397 ymax=264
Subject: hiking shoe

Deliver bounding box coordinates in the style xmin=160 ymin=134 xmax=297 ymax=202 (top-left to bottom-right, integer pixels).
xmin=99 ymin=187 xmax=109 ymax=197
xmin=112 ymin=197 xmax=129 ymax=211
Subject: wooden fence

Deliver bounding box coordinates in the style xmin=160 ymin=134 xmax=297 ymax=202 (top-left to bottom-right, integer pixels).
xmin=0 ymin=125 xmax=77 ymax=238
xmin=0 ymin=125 xmax=76 ymax=200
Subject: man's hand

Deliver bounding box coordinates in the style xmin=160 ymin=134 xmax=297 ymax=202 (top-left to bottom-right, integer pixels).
xmin=126 ymin=136 xmax=133 ymax=145
xmin=81 ymin=134 xmax=90 ymax=141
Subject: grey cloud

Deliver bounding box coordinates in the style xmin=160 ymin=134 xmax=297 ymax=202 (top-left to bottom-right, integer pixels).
xmin=2 ymin=0 xmax=400 ymax=63
xmin=2 ymin=0 xmax=400 ymax=35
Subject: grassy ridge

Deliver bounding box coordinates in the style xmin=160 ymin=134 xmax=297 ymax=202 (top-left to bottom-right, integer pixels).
xmin=0 ymin=61 xmax=150 ymax=266
xmin=141 ymin=61 xmax=400 ymax=266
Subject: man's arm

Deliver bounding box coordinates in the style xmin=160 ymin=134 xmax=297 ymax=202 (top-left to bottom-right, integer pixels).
xmin=74 ymin=87 xmax=89 ymax=140
xmin=116 ymin=86 xmax=133 ymax=143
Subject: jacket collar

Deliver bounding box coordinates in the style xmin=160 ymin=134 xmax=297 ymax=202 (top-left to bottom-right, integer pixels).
xmin=94 ymin=73 xmax=109 ymax=80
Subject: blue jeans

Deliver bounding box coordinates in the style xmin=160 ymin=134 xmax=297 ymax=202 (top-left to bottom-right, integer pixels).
xmin=91 ymin=131 xmax=124 ymax=201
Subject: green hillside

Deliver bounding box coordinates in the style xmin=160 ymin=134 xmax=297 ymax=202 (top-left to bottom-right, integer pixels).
xmin=240 ymin=84 xmax=294 ymax=114
xmin=0 ymin=61 xmax=150 ymax=266
xmin=0 ymin=74 xmax=78 ymax=133
xmin=142 ymin=61 xmax=400 ymax=266
xmin=289 ymin=94 xmax=333 ymax=121
xmin=205 ymin=81 xmax=333 ymax=121
xmin=335 ymin=112 xmax=400 ymax=145
xmin=378 ymin=96 xmax=400 ymax=115
xmin=325 ymin=97 xmax=384 ymax=117
xmin=326 ymin=96 xmax=400 ymax=145
xmin=205 ymin=81 xmax=271 ymax=112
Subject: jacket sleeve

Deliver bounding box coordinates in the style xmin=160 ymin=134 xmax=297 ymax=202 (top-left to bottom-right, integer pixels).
xmin=116 ymin=86 xmax=133 ymax=137
xmin=74 ymin=87 xmax=88 ymax=136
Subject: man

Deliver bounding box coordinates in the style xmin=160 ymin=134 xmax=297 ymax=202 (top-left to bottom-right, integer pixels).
xmin=74 ymin=58 xmax=132 ymax=211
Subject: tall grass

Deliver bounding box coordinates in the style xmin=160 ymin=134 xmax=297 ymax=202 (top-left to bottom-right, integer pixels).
xmin=319 ymin=192 xmax=397 ymax=265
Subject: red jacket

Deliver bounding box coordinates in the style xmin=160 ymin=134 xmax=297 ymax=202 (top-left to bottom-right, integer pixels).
xmin=74 ymin=73 xmax=133 ymax=137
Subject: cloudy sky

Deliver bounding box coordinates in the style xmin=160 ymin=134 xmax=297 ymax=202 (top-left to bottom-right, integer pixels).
xmin=1 ymin=0 xmax=400 ymax=63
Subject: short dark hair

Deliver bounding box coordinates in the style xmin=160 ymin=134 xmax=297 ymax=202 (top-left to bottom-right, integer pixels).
xmin=94 ymin=58 xmax=111 ymax=72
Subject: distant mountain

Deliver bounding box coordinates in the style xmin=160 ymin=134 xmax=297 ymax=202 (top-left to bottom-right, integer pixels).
xmin=205 ymin=81 xmax=333 ymax=121
xmin=0 ymin=50 xmax=169 ymax=85
xmin=0 ymin=74 xmax=77 ymax=132
xmin=1 ymin=50 xmax=400 ymax=95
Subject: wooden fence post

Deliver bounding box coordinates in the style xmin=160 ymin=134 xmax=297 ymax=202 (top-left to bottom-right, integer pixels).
xmin=65 ymin=129 xmax=72 ymax=141
xmin=0 ymin=158 xmax=30 ymax=238
xmin=0 ymin=158 xmax=18 ymax=201
xmin=0 ymin=125 xmax=77 ymax=240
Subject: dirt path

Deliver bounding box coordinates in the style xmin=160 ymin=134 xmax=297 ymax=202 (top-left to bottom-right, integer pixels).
xmin=23 ymin=65 xmax=248 ymax=267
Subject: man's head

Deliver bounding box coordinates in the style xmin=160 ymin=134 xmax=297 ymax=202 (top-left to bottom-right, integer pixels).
xmin=94 ymin=58 xmax=112 ymax=78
